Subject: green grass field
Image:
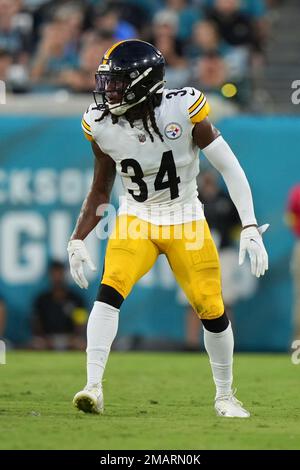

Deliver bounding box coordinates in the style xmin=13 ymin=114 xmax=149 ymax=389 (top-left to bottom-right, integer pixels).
xmin=0 ymin=351 xmax=299 ymax=450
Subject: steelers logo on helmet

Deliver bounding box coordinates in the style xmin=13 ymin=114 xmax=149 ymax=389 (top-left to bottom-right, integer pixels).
xmin=164 ymin=122 xmax=182 ymax=140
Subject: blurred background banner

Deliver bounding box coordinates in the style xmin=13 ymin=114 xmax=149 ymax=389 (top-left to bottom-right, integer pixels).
xmin=1 ymin=113 xmax=299 ymax=350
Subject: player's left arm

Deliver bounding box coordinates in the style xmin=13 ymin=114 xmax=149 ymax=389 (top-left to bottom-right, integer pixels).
xmin=193 ymin=118 xmax=269 ymax=278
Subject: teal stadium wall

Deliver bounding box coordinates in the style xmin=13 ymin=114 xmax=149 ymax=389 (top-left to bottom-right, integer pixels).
xmin=0 ymin=115 xmax=299 ymax=350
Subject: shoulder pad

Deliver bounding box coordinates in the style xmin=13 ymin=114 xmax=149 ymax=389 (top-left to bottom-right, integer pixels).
xmin=81 ymin=104 xmax=94 ymax=141
xmin=182 ymin=87 xmax=210 ymax=124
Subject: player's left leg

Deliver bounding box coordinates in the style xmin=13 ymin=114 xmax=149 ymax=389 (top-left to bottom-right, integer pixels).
xmin=165 ymin=220 xmax=250 ymax=418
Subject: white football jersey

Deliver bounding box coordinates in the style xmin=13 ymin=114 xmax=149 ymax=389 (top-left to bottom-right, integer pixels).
xmin=82 ymin=87 xmax=210 ymax=225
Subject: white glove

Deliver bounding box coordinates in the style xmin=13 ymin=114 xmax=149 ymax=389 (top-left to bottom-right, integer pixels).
xmin=239 ymin=224 xmax=269 ymax=278
xmin=67 ymin=239 xmax=96 ymax=289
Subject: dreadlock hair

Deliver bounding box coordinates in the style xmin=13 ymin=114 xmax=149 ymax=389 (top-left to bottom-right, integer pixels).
xmin=95 ymin=94 xmax=164 ymax=143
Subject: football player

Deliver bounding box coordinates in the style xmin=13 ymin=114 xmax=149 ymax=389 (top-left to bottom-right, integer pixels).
xmin=68 ymin=40 xmax=269 ymax=417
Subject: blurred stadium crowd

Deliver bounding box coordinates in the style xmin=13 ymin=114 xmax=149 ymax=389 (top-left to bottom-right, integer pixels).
xmin=0 ymin=0 xmax=282 ymax=111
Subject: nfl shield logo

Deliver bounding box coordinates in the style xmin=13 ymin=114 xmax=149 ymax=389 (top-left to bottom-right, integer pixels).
xmin=138 ymin=133 xmax=146 ymax=143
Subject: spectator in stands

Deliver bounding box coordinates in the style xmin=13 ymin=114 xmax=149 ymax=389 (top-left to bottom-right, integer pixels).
xmin=32 ymin=0 xmax=92 ymax=42
xmin=53 ymin=2 xmax=85 ymax=49
xmin=93 ymin=4 xmax=137 ymax=41
xmin=123 ymin=0 xmax=164 ymax=21
xmin=31 ymin=20 xmax=79 ymax=89
xmin=286 ymin=184 xmax=300 ymax=340
xmin=191 ymin=51 xmax=228 ymax=92
xmin=0 ymin=48 xmax=12 ymax=83
xmin=150 ymin=9 xmax=189 ymax=88
xmin=104 ymin=0 xmax=151 ymax=36
xmin=0 ymin=296 xmax=6 ymax=338
xmin=189 ymin=50 xmax=250 ymax=110
xmin=31 ymin=260 xmax=87 ymax=350
xmin=59 ymin=31 xmax=114 ymax=92
xmin=197 ymin=170 xmax=240 ymax=250
xmin=206 ymin=0 xmax=263 ymax=53
xmin=165 ymin=0 xmax=202 ymax=42
xmin=187 ymin=20 xmax=249 ymax=82
xmin=186 ymin=19 xmax=225 ymax=58
xmin=0 ymin=0 xmax=32 ymax=61
xmin=202 ymin=0 xmax=267 ymax=18
xmin=0 ymin=0 xmax=32 ymax=91
xmin=202 ymin=0 xmax=268 ymax=68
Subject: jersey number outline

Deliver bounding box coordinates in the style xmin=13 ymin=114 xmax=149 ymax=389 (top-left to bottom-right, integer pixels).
xmin=165 ymin=88 xmax=195 ymax=99
xmin=166 ymin=89 xmax=187 ymax=99
xmin=121 ymin=151 xmax=181 ymax=203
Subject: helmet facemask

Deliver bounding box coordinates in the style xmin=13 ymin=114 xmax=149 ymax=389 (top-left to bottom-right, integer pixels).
xmin=93 ymin=63 xmax=165 ymax=116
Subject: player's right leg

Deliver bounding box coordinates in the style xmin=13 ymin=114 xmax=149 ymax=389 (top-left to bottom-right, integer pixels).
xmin=73 ymin=215 xmax=159 ymax=414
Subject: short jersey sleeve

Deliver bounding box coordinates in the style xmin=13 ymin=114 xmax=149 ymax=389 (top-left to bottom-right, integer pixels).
xmin=81 ymin=105 xmax=94 ymax=142
xmin=184 ymin=87 xmax=210 ymax=124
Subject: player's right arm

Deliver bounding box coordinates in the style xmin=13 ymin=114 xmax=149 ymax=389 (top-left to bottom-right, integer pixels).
xmin=68 ymin=140 xmax=116 ymax=289
xmin=71 ymin=141 xmax=116 ymax=241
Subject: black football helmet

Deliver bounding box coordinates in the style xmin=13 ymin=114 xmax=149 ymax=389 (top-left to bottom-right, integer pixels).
xmin=93 ymin=39 xmax=165 ymax=116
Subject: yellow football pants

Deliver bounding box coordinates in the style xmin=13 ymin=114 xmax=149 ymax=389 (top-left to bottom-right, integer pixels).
xmin=101 ymin=215 xmax=224 ymax=319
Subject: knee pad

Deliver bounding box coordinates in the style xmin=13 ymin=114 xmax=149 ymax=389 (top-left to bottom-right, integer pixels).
xmin=192 ymin=278 xmax=224 ymax=320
